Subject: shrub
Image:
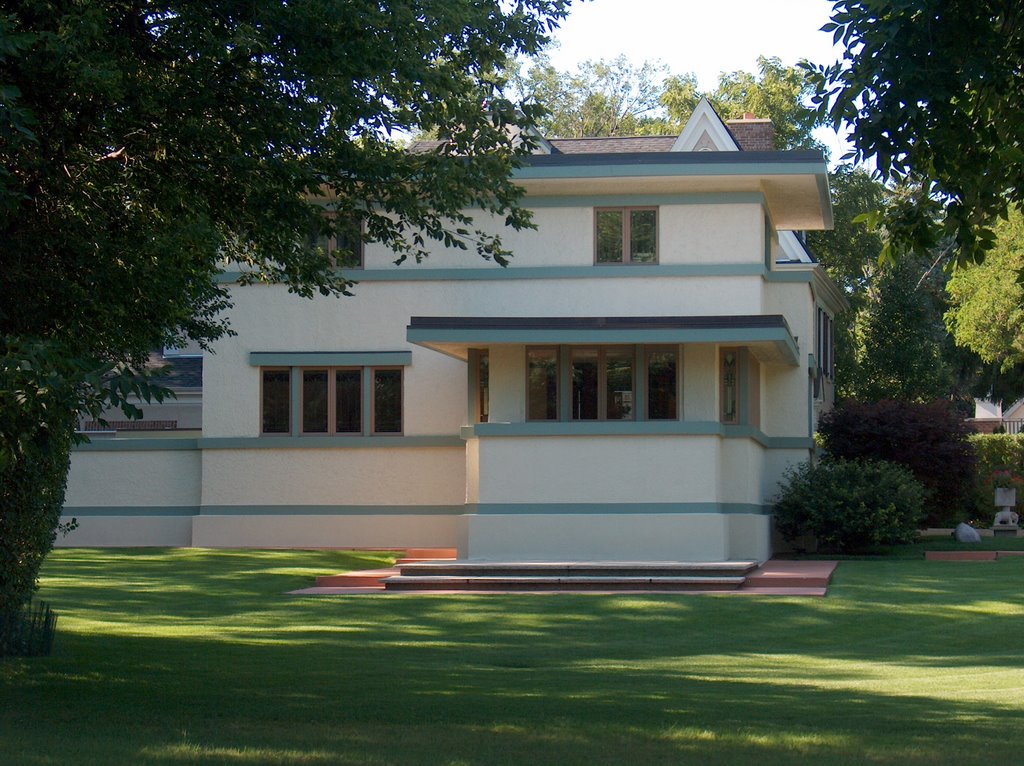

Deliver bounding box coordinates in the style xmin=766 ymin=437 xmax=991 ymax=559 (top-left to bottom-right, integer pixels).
xmin=818 ymin=400 xmax=976 ymax=527
xmin=968 ymin=433 xmax=1024 ymax=521
xmin=773 ymin=459 xmax=926 ymax=553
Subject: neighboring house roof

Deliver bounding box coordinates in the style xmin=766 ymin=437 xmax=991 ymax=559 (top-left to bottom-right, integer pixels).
xmin=146 ymin=350 xmax=203 ymax=390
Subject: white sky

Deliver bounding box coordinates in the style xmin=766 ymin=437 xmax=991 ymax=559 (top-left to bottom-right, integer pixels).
xmin=544 ymin=0 xmax=849 ymax=157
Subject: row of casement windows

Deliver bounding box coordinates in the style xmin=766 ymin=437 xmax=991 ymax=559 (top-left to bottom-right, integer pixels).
xmin=522 ymin=346 xmax=679 ymax=421
xmin=261 ymin=367 xmax=402 ymax=435
xmin=262 ymin=345 xmax=756 ymax=435
xmin=309 ymin=208 xmax=658 ymax=269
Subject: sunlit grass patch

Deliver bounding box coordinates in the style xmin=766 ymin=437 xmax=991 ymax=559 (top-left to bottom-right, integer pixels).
xmin=2 ymin=551 xmax=1024 ymax=765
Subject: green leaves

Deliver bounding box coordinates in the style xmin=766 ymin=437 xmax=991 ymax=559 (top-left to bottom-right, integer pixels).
xmin=808 ymin=1 xmax=1024 ymax=264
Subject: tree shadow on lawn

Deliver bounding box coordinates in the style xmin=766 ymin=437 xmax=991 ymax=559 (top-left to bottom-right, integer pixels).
xmin=5 ymin=551 xmax=1022 ymax=764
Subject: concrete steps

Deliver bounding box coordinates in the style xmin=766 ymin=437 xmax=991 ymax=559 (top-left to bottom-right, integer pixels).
xmin=383 ymin=560 xmax=759 ymax=593
xmin=296 ymin=555 xmax=838 ymax=597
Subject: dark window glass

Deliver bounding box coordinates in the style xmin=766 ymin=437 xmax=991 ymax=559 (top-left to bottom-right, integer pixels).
xmin=596 ymin=210 xmax=624 ymax=263
xmin=334 ymin=216 xmax=363 ymax=268
xmin=528 ymin=348 xmax=559 ymax=420
xmin=605 ymin=348 xmax=634 ymax=420
xmin=630 ymin=209 xmax=657 ymax=263
xmin=373 ymin=369 xmax=402 ymax=433
xmin=571 ymin=348 xmax=599 ymax=420
xmin=262 ymin=370 xmax=291 ymax=434
xmin=721 ymin=350 xmax=738 ymax=424
xmin=478 ymin=352 xmax=489 ymax=423
xmin=647 ymin=349 xmax=677 ymax=420
xmin=335 ymin=369 xmax=362 ymax=433
xmin=302 ymin=369 xmax=329 ymax=433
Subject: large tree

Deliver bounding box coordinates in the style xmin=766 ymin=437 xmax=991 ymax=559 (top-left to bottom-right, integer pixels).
xmin=0 ymin=0 xmax=570 ymax=622
xmin=945 ymin=208 xmax=1024 ymax=375
xmin=521 ymin=55 xmax=824 ymax=150
xmin=806 ymin=1 xmax=1024 ymax=265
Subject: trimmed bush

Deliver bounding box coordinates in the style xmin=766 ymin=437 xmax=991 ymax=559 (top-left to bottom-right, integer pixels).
xmin=818 ymin=400 xmax=976 ymax=527
xmin=773 ymin=459 xmax=926 ymax=553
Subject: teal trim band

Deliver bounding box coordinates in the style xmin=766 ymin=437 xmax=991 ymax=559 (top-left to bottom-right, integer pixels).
xmin=525 ymin=192 xmax=767 ymax=208
xmin=219 ymin=263 xmax=770 ymax=284
xmin=73 ymin=438 xmax=200 ymax=451
xmin=199 ymin=435 xmax=463 ymax=449
xmin=199 ymin=505 xmax=464 ymax=516
xmin=765 ymin=271 xmax=813 ymax=283
xmin=467 ymin=502 xmax=771 ymax=516
xmin=513 ymin=162 xmax=826 ymax=181
xmin=409 ymin=326 xmax=798 ymax=366
xmin=73 ymin=435 xmax=464 ymax=451
xmin=464 ymin=421 xmax=814 ymax=450
xmin=63 ymin=506 xmax=199 ymax=517
xmin=249 ymin=351 xmax=411 ymax=367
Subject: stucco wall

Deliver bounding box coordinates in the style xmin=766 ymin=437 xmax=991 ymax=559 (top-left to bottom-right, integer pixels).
xmin=199 ymin=446 xmax=465 ymax=508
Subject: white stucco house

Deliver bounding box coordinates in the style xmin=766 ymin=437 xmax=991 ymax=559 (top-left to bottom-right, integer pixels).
xmin=60 ymin=100 xmax=844 ymax=562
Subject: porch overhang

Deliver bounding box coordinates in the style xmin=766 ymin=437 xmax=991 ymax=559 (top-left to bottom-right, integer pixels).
xmin=406 ymin=315 xmax=800 ymax=366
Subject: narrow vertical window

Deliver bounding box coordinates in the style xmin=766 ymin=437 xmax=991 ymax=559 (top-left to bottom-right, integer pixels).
xmin=721 ymin=349 xmax=738 ymax=424
xmin=335 ymin=368 xmax=362 ymax=433
xmin=302 ymin=369 xmax=329 ymax=433
xmin=477 ymin=351 xmax=489 ymax=424
xmin=605 ymin=347 xmax=634 ymax=420
xmin=334 ymin=215 xmax=364 ymax=269
xmin=595 ymin=210 xmax=624 ymax=264
xmin=373 ymin=368 xmax=402 ymax=433
xmin=629 ymin=209 xmax=657 ymax=264
xmin=647 ymin=348 xmax=677 ymax=420
xmin=571 ymin=348 xmax=600 ymax=420
xmin=261 ymin=369 xmax=291 ymax=434
xmin=527 ymin=347 xmax=559 ymax=420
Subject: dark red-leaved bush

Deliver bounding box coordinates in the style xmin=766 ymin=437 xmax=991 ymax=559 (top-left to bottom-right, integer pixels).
xmin=818 ymin=400 xmax=976 ymax=527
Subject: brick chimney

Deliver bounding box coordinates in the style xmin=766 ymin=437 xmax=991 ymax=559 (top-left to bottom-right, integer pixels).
xmin=725 ymin=113 xmax=775 ymax=151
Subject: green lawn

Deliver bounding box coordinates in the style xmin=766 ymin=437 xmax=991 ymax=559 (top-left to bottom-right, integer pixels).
xmin=3 ymin=548 xmax=1024 ymax=765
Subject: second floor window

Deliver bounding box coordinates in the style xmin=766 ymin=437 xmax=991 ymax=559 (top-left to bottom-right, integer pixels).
xmin=595 ymin=207 xmax=658 ymax=264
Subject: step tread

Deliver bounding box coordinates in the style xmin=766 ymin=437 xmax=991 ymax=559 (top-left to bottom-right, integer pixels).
xmin=385 ymin=575 xmax=747 ymax=585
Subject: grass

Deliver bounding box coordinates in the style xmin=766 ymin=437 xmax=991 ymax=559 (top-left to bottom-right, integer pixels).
xmin=2 ymin=548 xmax=1024 ymax=765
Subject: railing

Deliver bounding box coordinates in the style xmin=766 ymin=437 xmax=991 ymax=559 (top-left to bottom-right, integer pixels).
xmin=1004 ymin=420 xmax=1024 ymax=435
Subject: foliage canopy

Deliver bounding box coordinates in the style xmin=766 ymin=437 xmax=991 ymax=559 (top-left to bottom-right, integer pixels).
xmin=0 ymin=0 xmax=570 ymax=614
xmin=806 ymin=1 xmax=1024 ymax=264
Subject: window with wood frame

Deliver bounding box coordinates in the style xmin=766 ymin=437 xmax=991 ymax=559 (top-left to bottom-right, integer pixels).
xmin=595 ymin=207 xmax=658 ymax=264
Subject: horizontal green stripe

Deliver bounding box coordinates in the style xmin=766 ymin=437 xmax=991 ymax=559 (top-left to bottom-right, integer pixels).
xmin=199 ymin=505 xmax=464 ymax=516
xmin=199 ymin=435 xmax=463 ymax=449
xmin=463 ymin=422 xmax=814 ymax=449
xmin=764 ymin=271 xmax=813 ymax=283
xmin=513 ymin=161 xmax=826 ymax=181
xmin=411 ymin=326 xmax=799 ymax=366
xmin=73 ymin=435 xmax=464 ymax=452
xmin=248 ymin=351 xmax=411 ymax=367
xmin=409 ymin=326 xmax=791 ymax=345
xmin=524 ymin=192 xmax=766 ymax=208
xmin=74 ymin=438 xmax=200 ymax=451
xmin=217 ymin=263 xmax=771 ymax=284
xmin=63 ymin=503 xmax=770 ymax=517
xmin=63 ymin=506 xmax=199 ymax=517
xmin=468 ymin=503 xmax=771 ymax=516
xmin=73 ymin=431 xmax=813 ymax=452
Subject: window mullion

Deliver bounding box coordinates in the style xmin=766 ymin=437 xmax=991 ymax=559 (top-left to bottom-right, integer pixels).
xmin=621 ymin=210 xmax=631 ymax=263
xmin=361 ymin=367 xmax=373 ymax=436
